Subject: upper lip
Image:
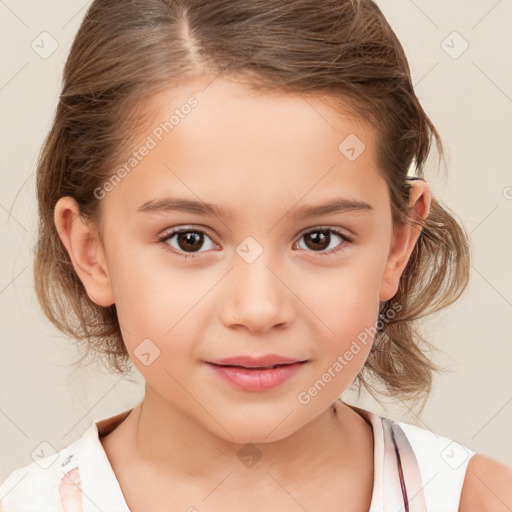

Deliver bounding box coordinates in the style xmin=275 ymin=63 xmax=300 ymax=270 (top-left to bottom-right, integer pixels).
xmin=206 ymin=354 xmax=308 ymax=369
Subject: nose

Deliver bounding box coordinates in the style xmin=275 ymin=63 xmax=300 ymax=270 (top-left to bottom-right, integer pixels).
xmin=220 ymin=255 xmax=294 ymax=334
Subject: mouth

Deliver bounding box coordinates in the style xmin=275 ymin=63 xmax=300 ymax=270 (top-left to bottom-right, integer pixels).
xmin=204 ymin=358 xmax=308 ymax=392
xmin=206 ymin=354 xmax=309 ymax=369
xmin=208 ymin=362 xmax=302 ymax=370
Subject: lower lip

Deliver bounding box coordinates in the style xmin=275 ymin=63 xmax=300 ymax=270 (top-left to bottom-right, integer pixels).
xmin=205 ymin=362 xmax=306 ymax=391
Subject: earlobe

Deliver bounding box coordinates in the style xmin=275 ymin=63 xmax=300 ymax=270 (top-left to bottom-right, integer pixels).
xmin=379 ymin=180 xmax=432 ymax=302
xmin=54 ymin=196 xmax=115 ymax=307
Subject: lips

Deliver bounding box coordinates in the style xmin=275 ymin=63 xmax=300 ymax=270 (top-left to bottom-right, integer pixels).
xmin=206 ymin=353 xmax=308 ymax=369
xmin=205 ymin=358 xmax=307 ymax=392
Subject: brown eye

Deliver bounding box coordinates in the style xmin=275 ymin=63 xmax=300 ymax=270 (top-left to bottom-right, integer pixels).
xmin=304 ymin=230 xmax=331 ymax=251
xmin=159 ymin=228 xmax=216 ymax=255
xmin=296 ymin=228 xmax=351 ymax=255
xmin=176 ymin=231 xmax=204 ymax=252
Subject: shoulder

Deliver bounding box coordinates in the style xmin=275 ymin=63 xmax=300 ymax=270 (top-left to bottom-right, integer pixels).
xmin=397 ymin=419 xmax=476 ymax=475
xmin=458 ymin=454 xmax=512 ymax=512
xmin=0 ymin=436 xmax=83 ymax=511
xmin=395 ymin=419 xmax=477 ymax=510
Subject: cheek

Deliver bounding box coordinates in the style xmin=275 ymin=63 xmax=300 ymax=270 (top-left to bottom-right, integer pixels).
xmin=103 ymin=240 xmax=168 ymax=335
xmin=107 ymin=245 xmax=217 ymax=367
xmin=306 ymin=252 xmax=385 ymax=322
xmin=301 ymin=252 xmax=385 ymax=370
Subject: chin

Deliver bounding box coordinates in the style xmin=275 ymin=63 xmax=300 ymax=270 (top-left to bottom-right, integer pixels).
xmin=208 ymin=414 xmax=302 ymax=446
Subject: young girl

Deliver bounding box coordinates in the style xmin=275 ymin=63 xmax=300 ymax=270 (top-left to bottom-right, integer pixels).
xmin=1 ymin=0 xmax=510 ymax=510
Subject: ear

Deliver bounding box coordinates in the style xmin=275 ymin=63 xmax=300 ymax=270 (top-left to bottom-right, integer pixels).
xmin=379 ymin=180 xmax=432 ymax=302
xmin=54 ymin=196 xmax=115 ymax=307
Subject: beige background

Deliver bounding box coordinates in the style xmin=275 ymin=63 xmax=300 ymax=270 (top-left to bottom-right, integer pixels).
xmin=0 ymin=0 xmax=511 ymax=483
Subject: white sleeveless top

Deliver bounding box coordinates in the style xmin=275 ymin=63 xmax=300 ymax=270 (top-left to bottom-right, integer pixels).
xmin=0 ymin=405 xmax=476 ymax=511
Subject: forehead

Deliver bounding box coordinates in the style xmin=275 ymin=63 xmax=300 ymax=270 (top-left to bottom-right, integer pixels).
xmin=104 ymin=77 xmax=387 ymax=219
xmin=139 ymin=77 xmax=376 ymax=155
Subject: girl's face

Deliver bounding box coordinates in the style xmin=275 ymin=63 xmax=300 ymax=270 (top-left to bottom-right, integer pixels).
xmin=64 ymin=77 xmax=428 ymax=443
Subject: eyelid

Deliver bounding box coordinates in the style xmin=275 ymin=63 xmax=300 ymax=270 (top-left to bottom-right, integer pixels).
xmin=154 ymin=225 xmax=219 ymax=249
xmin=298 ymin=225 xmax=353 ymax=241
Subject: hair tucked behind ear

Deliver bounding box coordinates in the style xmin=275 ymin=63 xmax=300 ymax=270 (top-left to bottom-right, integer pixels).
xmin=33 ymin=0 xmax=470 ymax=406
xmin=356 ymin=191 xmax=470 ymax=412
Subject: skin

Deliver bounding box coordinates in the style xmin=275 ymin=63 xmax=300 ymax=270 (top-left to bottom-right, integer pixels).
xmin=459 ymin=456 xmax=512 ymax=512
xmin=53 ymin=76 xmax=511 ymax=510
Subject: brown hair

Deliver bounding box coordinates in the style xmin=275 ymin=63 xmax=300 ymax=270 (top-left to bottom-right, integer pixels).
xmin=34 ymin=0 xmax=470 ymax=410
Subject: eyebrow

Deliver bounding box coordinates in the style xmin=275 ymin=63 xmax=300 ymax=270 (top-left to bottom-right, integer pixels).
xmin=136 ymin=196 xmax=373 ymax=220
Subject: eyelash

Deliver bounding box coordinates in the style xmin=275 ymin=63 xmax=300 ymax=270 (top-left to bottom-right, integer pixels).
xmin=156 ymin=226 xmax=353 ymax=259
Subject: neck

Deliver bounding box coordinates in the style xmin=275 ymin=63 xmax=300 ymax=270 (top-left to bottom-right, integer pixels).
xmin=119 ymin=387 xmax=371 ymax=492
